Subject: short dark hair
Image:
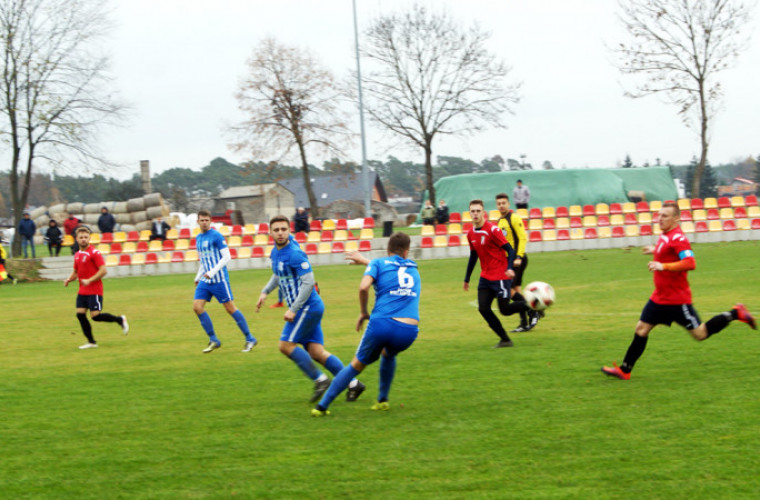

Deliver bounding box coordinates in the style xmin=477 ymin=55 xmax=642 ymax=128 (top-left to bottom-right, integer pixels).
xmin=495 ymin=192 xmax=509 ymax=201
xmin=197 ymin=209 xmax=211 ymax=218
xmin=388 ymin=232 xmax=411 ymax=256
xmin=270 ymin=215 xmax=290 ymax=227
xmin=662 ymin=201 xmax=680 ymax=217
xmin=75 ymin=226 xmax=91 ymax=235
xmin=469 ymin=199 xmax=484 ymax=208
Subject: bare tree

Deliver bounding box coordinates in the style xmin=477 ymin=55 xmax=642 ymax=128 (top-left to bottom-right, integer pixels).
xmin=0 ymin=0 xmax=124 ymax=255
xmin=230 ymin=37 xmax=352 ymax=218
xmin=360 ymin=4 xmax=520 ymax=205
xmin=614 ymin=0 xmax=754 ymax=197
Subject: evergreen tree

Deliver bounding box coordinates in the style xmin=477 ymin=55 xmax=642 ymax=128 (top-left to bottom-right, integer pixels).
xmin=685 ymin=156 xmax=718 ymax=198
xmin=623 ymin=154 xmax=633 ymax=168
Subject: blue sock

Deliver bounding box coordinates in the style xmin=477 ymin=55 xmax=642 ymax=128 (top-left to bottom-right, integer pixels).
xmin=198 ymin=312 xmax=220 ymax=344
xmin=318 ymin=365 xmax=360 ymax=410
xmin=323 ymin=354 xmax=345 ymax=376
xmin=378 ymin=355 xmax=396 ymax=402
xmin=289 ymin=347 xmax=321 ymax=380
xmin=232 ymin=310 xmax=255 ymax=342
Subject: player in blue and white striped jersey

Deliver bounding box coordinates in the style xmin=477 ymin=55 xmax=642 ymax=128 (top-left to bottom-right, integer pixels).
xmin=312 ymin=232 xmax=420 ymax=417
xmin=257 ymin=215 xmax=364 ymax=404
xmin=193 ymin=210 xmax=257 ymax=353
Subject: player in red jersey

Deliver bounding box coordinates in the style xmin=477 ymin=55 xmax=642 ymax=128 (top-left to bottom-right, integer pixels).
xmin=602 ymin=202 xmax=756 ymax=379
xmin=463 ymin=199 xmax=537 ymax=348
xmin=64 ymin=226 xmax=128 ymax=349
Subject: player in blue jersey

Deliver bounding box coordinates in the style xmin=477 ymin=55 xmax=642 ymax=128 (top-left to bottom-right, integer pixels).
xmin=257 ymin=215 xmax=365 ymax=403
xmin=193 ymin=210 xmax=257 ymax=353
xmin=312 ymin=232 xmax=420 ymax=417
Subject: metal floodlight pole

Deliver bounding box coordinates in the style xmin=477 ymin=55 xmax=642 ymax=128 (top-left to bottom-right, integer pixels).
xmin=352 ymin=0 xmax=371 ymax=216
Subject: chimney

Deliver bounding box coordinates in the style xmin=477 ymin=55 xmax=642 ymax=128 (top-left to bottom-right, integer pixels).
xmin=140 ymin=160 xmax=152 ymax=194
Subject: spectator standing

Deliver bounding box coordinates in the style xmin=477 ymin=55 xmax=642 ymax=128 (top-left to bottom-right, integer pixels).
xmin=436 ymin=199 xmax=450 ymax=224
xmin=63 ymin=212 xmax=82 ymax=255
xmin=97 ymin=207 xmax=116 ymax=234
xmin=294 ymin=207 xmax=310 ymax=233
xmin=150 ymin=216 xmax=171 ymax=241
xmin=421 ymin=199 xmax=436 ymax=225
xmin=45 ymin=220 xmax=63 ymax=257
xmin=512 ymin=179 xmax=531 ymax=210
xmin=18 ymin=211 xmax=36 ymax=258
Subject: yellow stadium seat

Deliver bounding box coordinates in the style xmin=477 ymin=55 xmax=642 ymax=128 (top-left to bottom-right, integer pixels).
xmin=157 ymin=252 xmax=171 ymax=263
xmin=105 ymin=254 xmax=119 ymax=266
xmin=730 ymin=196 xmax=745 ymax=208
xmin=692 ymin=209 xmax=707 ymax=221
xmin=638 ymin=212 xmax=652 ymax=224
xmin=568 ymin=205 xmax=582 ymax=217
xmin=420 ymin=225 xmax=435 ymax=236
xmin=243 ymin=224 xmax=257 ymax=235
xmin=649 ymin=200 xmax=662 ymax=212
xmin=175 ymin=239 xmax=190 ymax=251
xmin=359 ymin=228 xmax=374 ymax=240
xmin=334 ymin=230 xmax=348 ymax=241
xmin=89 ymin=233 xmax=101 ymax=245
xmin=582 ymin=216 xmax=596 ymax=227
xmin=192 ymin=227 xmax=201 ymax=237
xmin=148 ymin=240 xmax=163 ymax=252
xmin=228 ymin=236 xmax=242 ymax=248
xmin=184 ymin=250 xmax=199 ymax=262
xmin=318 ymin=242 xmax=332 ymax=254
xmin=736 ymin=219 xmax=751 ymax=230
xmin=487 ymin=210 xmax=500 ymax=221
xmin=237 ymin=247 xmax=252 ymax=259
xmin=555 ymin=217 xmax=570 ymax=229
xmin=622 ymin=202 xmax=636 ymax=214
xmin=462 ymin=211 xmax=473 ymax=223
xmin=448 ymin=223 xmax=462 ymax=234
xmin=63 ymin=234 xmax=75 ymax=247
xmin=719 ymin=208 xmax=733 ymax=219
xmin=516 ymin=209 xmax=528 ymax=219
xmin=139 ymin=230 xmax=152 ymax=241
xmin=97 ymin=243 xmax=111 ymax=255
xmin=111 ymin=231 xmax=126 ymax=243
xmin=595 ymin=203 xmax=609 ymax=216
xmin=254 ymin=234 xmax=269 ymax=246
xmin=625 ymin=225 xmax=639 ymax=237
xmin=677 ymin=199 xmax=691 ymax=210
xmin=345 ymin=240 xmax=359 ymax=252
xmin=217 ymin=226 xmax=230 ymax=237
xmin=542 ymin=207 xmax=556 ymax=218
xmin=681 ymin=221 xmax=695 ymax=233
xmin=570 ymin=228 xmax=584 ymax=240
xmin=433 ymin=236 xmax=447 ymax=248
xmin=598 ymin=227 xmax=612 ymax=238
xmin=703 ymin=197 xmax=718 ymax=209
xmin=610 ymin=214 xmax=624 ymax=226
xmin=708 ymin=220 xmax=722 ymax=232
xmin=542 ymin=229 xmax=557 ymax=241
xmin=307 ymin=231 xmax=321 ymax=243
xmin=321 ymin=219 xmax=336 ymax=231
xmin=748 ymin=206 xmax=760 ymax=218
xmin=122 ymin=242 xmax=137 ymax=254
xmin=165 ymin=229 xmax=179 ymax=240
xmin=653 ymin=224 xmax=662 ymax=235
xmin=131 ymin=253 xmax=146 ymax=265
xmin=528 ymin=219 xmax=543 ymax=230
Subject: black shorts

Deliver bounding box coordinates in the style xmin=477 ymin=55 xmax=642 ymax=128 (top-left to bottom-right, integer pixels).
xmin=513 ymin=254 xmax=528 ymax=288
xmin=477 ymin=277 xmax=512 ymax=300
xmin=76 ymin=294 xmax=104 ymax=311
xmin=640 ymin=299 xmax=701 ymax=330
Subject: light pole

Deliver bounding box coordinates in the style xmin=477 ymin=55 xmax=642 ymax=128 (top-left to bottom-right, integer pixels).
xmin=352 ymin=0 xmax=371 ymax=217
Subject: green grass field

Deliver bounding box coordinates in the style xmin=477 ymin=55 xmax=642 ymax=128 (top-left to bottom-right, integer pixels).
xmin=2 ymin=241 xmax=759 ymax=499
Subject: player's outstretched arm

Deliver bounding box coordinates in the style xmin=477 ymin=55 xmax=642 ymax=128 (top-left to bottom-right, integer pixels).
xmin=345 ymin=251 xmax=370 ymax=266
xmin=356 ymin=275 xmax=374 ymax=331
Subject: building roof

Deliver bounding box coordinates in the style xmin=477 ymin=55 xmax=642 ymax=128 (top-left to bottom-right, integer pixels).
xmin=216 ymin=183 xmax=281 ymax=200
xmin=277 ymin=172 xmax=386 ymax=209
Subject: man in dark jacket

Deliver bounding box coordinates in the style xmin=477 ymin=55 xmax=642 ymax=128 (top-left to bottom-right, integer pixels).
xmin=150 ymin=216 xmax=171 ymax=241
xmin=18 ymin=211 xmax=37 ymax=258
xmin=294 ymin=207 xmax=309 ymax=233
xmin=436 ymin=199 xmax=450 ymax=224
xmin=97 ymin=207 xmax=116 ymax=234
xmin=45 ymin=219 xmax=63 ymax=257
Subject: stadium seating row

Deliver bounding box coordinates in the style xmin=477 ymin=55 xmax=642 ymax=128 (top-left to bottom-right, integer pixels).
xmin=104 ymin=240 xmax=374 ymax=266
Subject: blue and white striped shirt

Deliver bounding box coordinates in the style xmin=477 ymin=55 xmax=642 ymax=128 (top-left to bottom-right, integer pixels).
xmin=196 ymin=228 xmax=229 ymax=284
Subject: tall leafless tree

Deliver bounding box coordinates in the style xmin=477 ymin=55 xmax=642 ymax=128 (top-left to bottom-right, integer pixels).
xmin=0 ymin=0 xmax=125 ymax=255
xmin=230 ymin=38 xmax=352 ymax=218
xmin=360 ymin=4 xmax=520 ymax=205
xmin=614 ymin=0 xmax=754 ymax=197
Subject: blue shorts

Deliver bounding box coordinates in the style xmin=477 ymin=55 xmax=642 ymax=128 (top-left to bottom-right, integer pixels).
xmin=640 ymin=299 xmax=701 ymax=330
xmin=478 ymin=277 xmax=512 ymax=299
xmin=76 ymin=294 xmax=103 ymax=311
xmin=355 ymin=317 xmax=418 ymax=365
xmin=194 ymin=280 xmax=234 ymax=304
xmin=280 ymin=301 xmax=325 ymax=346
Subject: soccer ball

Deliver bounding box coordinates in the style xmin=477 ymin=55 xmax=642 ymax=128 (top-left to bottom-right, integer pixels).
xmin=523 ymin=281 xmax=555 ymax=311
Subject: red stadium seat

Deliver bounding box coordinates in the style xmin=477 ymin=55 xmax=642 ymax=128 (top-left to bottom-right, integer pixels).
xmin=597 ymin=215 xmax=610 ymax=226
xmin=309 ymin=220 xmax=322 ymax=232
xmin=680 ymin=210 xmax=692 ymax=222
xmin=295 ymin=232 xmax=307 ymax=243
xmin=448 ymin=212 xmax=461 ymax=223
xmin=257 ymin=223 xmax=269 ymax=234
xmin=145 ymin=253 xmax=158 ymax=264
xmin=746 ymin=195 xmax=758 ymax=206
xmin=162 ymin=239 xmax=175 ymax=251
xmin=241 ymin=235 xmax=254 ymax=246
xmin=136 ymin=241 xmax=148 ymax=253
xmin=636 ymin=201 xmax=649 ymax=212
xmin=717 ymin=197 xmax=731 ymax=209
xmin=734 ymin=207 xmax=747 ymax=218
xmin=557 ymin=229 xmax=570 ymax=241
xmin=252 ymin=247 xmax=265 ymax=258
xmin=230 ymin=225 xmax=243 ymax=237
xmin=100 ymin=232 xmax=113 ymax=244
xmin=555 ymin=206 xmax=569 ymax=218
xmin=290 ymin=221 xmax=295 ymax=232
xmin=171 ymin=251 xmax=184 ymax=263
xmin=609 ymin=203 xmax=623 ymax=215
xmin=462 ymin=222 xmax=473 ymax=233
xmin=189 ymin=238 xmax=196 ymax=250
xmin=624 ymin=213 xmax=638 ymax=225
xmin=529 ymin=231 xmax=542 ymax=242
xmin=331 ymin=241 xmax=345 ymax=253
xmin=435 ymin=224 xmax=447 ymax=235
xmin=118 ymin=254 xmax=131 ymax=266
xmin=126 ymin=231 xmax=140 ymax=242
xmin=421 ymin=237 xmax=433 ymax=248
xmin=690 ymin=198 xmax=704 ymax=210
xmin=179 ymin=228 xmax=192 ymax=239
xmin=529 ymin=208 xmax=542 ymax=219
xmin=305 ymin=243 xmax=318 ymax=255
xmin=362 ymin=217 xmax=375 ymax=229
xmin=359 ymin=240 xmax=372 ymax=252
xmin=722 ymin=220 xmax=736 ymax=231
xmin=109 ymin=242 xmax=122 ymax=254
xmin=582 ymin=205 xmax=595 ymax=216
xmin=320 ymin=230 xmax=334 ymax=242
xmin=612 ymin=226 xmax=625 ymax=238
xmin=448 ymin=235 xmax=462 ymax=246
xmin=229 ymin=248 xmax=238 ymax=259
xmin=752 ymin=219 xmax=760 ymax=230
xmin=695 ymin=221 xmax=709 ymax=232
xmin=640 ymin=224 xmax=653 ymax=236
xmin=570 ymin=217 xmax=582 ymax=228
xmin=543 ymin=218 xmax=556 ymax=230
xmin=583 ymin=228 xmax=598 ymax=239
xmin=336 ymin=219 xmax=348 ymax=230
xmin=706 ymin=208 xmax=719 ymax=220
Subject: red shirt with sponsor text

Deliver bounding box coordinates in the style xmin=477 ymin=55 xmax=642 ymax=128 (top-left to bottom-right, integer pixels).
xmin=651 ymin=225 xmax=694 ymax=305
xmin=467 ymin=220 xmax=511 ymax=281
xmin=74 ymin=245 xmax=105 ymax=295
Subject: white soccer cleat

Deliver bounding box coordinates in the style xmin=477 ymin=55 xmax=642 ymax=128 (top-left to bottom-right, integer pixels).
xmin=242 ymin=340 xmax=257 ymax=352
xmin=79 ymin=343 xmax=98 ymax=349
xmin=202 ymin=341 xmax=221 ymax=353
xmin=121 ymin=315 xmax=129 ymax=335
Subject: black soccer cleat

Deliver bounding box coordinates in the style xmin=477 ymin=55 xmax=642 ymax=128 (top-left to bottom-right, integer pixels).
xmin=346 ymin=380 xmax=366 ymax=402
xmin=309 ymin=377 xmax=330 ymax=403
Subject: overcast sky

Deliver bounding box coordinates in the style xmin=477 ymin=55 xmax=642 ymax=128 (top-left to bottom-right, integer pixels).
xmin=94 ymin=0 xmax=760 ymax=179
